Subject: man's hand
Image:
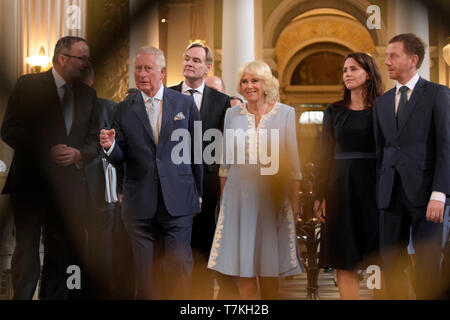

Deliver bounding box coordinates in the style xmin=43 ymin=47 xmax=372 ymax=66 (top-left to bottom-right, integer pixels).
xmin=426 ymin=200 xmax=445 ymax=223
xmin=49 ymin=144 xmax=81 ymax=166
xmin=100 ymin=129 xmax=115 ymax=150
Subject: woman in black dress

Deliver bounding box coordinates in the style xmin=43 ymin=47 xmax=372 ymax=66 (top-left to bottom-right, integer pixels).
xmin=314 ymin=52 xmax=384 ymax=299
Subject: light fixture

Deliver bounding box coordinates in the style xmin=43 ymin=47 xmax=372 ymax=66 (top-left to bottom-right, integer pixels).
xmin=189 ymin=39 xmax=207 ymax=46
xmin=26 ymin=46 xmax=50 ymax=73
xmin=161 ymin=18 xmax=167 ymax=23
xmin=443 ymin=37 xmax=450 ymax=67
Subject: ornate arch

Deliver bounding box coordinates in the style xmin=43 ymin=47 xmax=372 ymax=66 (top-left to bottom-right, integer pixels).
xmin=264 ymin=0 xmax=386 ymax=49
xmin=281 ymin=42 xmax=350 ymax=86
xmin=276 ymin=14 xmax=375 ymax=86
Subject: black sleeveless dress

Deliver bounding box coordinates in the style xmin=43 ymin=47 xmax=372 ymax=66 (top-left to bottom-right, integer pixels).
xmin=316 ymin=104 xmax=379 ymax=270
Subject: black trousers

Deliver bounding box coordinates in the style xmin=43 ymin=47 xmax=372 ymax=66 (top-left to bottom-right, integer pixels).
xmin=10 ymin=192 xmax=89 ymax=300
xmin=379 ymin=172 xmax=443 ymax=299
xmin=111 ymin=204 xmax=136 ymax=299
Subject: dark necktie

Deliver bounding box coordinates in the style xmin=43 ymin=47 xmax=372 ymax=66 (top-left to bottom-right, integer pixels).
xmin=62 ymin=83 xmax=73 ymax=134
xmin=188 ymin=89 xmax=196 ymax=96
xmin=396 ymin=86 xmax=408 ymax=127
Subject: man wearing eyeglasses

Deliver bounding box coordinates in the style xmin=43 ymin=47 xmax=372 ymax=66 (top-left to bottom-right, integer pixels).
xmin=1 ymin=36 xmax=99 ymax=299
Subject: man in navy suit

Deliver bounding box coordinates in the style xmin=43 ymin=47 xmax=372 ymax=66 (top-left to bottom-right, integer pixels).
xmin=374 ymin=33 xmax=450 ymax=299
xmin=99 ymin=46 xmax=202 ymax=299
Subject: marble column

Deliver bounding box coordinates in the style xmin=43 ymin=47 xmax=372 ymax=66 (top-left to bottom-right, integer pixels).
xmin=395 ymin=0 xmax=430 ymax=80
xmin=166 ymin=0 xmax=193 ymax=86
xmin=222 ymin=0 xmax=255 ymax=96
xmin=129 ymin=0 xmax=159 ymax=89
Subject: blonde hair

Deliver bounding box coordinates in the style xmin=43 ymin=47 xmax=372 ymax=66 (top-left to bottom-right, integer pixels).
xmin=237 ymin=60 xmax=279 ymax=103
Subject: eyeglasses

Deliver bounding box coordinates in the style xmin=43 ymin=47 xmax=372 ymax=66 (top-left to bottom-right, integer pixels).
xmin=63 ymin=54 xmax=91 ymax=63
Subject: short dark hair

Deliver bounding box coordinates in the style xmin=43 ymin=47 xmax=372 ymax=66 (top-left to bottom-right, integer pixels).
xmin=52 ymin=36 xmax=87 ymax=64
xmin=389 ymin=33 xmax=426 ymax=69
xmin=185 ymin=41 xmax=213 ymax=65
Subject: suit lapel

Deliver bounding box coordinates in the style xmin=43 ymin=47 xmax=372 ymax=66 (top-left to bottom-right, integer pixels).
xmin=172 ymin=82 xmax=183 ymax=93
xmin=397 ymin=77 xmax=426 ymax=134
xmin=158 ymin=86 xmax=171 ymax=150
xmin=200 ymin=85 xmax=211 ymax=121
xmin=384 ymin=88 xmax=397 ymax=136
xmin=381 ymin=88 xmax=397 ymax=138
xmin=132 ymin=91 xmax=156 ymax=144
xmin=44 ymin=70 xmax=67 ymax=139
xmin=70 ymin=82 xmax=84 ymax=139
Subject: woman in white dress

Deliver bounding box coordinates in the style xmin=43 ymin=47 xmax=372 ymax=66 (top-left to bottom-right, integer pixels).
xmin=207 ymin=61 xmax=303 ymax=299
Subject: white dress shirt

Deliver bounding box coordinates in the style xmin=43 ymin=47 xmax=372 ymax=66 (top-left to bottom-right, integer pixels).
xmin=52 ymin=68 xmax=66 ymax=103
xmin=181 ymin=81 xmax=204 ymax=111
xmin=142 ymin=86 xmax=164 ymax=144
xmin=394 ymin=72 xmax=420 ymax=114
xmin=105 ymin=85 xmax=164 ymax=154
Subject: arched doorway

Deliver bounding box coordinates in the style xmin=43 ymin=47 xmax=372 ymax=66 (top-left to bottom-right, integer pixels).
xmin=264 ymin=2 xmax=381 ymax=168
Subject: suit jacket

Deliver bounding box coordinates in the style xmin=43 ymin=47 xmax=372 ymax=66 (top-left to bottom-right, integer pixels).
xmin=84 ymin=97 xmax=118 ymax=210
xmin=169 ymin=82 xmax=230 ymax=205
xmin=373 ymin=77 xmax=450 ymax=209
xmin=106 ymin=86 xmax=203 ymax=220
xmin=1 ymin=69 xmax=99 ymax=197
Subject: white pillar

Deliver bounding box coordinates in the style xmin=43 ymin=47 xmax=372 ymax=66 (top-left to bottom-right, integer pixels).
xmin=129 ymin=0 xmax=159 ymax=89
xmin=166 ymin=1 xmax=192 ymax=87
xmin=222 ymin=0 xmax=255 ymax=96
xmin=395 ymin=0 xmax=430 ymax=80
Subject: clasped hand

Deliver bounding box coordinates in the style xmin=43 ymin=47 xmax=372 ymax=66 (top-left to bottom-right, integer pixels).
xmin=49 ymin=144 xmax=81 ymax=166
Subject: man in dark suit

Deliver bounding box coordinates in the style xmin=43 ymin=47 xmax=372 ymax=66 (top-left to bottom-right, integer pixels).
xmin=170 ymin=41 xmax=232 ymax=299
xmin=374 ymin=33 xmax=450 ymax=299
xmin=1 ymin=36 xmax=99 ymax=299
xmin=100 ymin=46 xmax=202 ymax=299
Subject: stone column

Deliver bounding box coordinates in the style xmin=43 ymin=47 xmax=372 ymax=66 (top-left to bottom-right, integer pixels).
xmin=166 ymin=0 xmax=193 ymax=86
xmin=395 ymin=0 xmax=430 ymax=80
xmin=129 ymin=0 xmax=159 ymax=89
xmin=222 ymin=0 xmax=255 ymax=96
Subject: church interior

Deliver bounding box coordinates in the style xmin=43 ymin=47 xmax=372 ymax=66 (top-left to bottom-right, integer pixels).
xmin=0 ymin=0 xmax=449 ymax=300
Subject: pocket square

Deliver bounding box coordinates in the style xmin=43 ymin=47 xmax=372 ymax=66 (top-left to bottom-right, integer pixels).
xmin=174 ymin=112 xmax=186 ymax=121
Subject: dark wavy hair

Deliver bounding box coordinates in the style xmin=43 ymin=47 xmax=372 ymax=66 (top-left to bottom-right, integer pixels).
xmin=334 ymin=52 xmax=384 ymax=109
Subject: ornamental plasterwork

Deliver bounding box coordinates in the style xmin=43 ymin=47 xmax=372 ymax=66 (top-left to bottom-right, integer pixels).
xmin=275 ymin=15 xmax=375 ymax=68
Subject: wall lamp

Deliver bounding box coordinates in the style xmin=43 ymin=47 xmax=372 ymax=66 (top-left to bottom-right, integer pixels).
xmin=26 ymin=46 xmax=50 ymax=73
